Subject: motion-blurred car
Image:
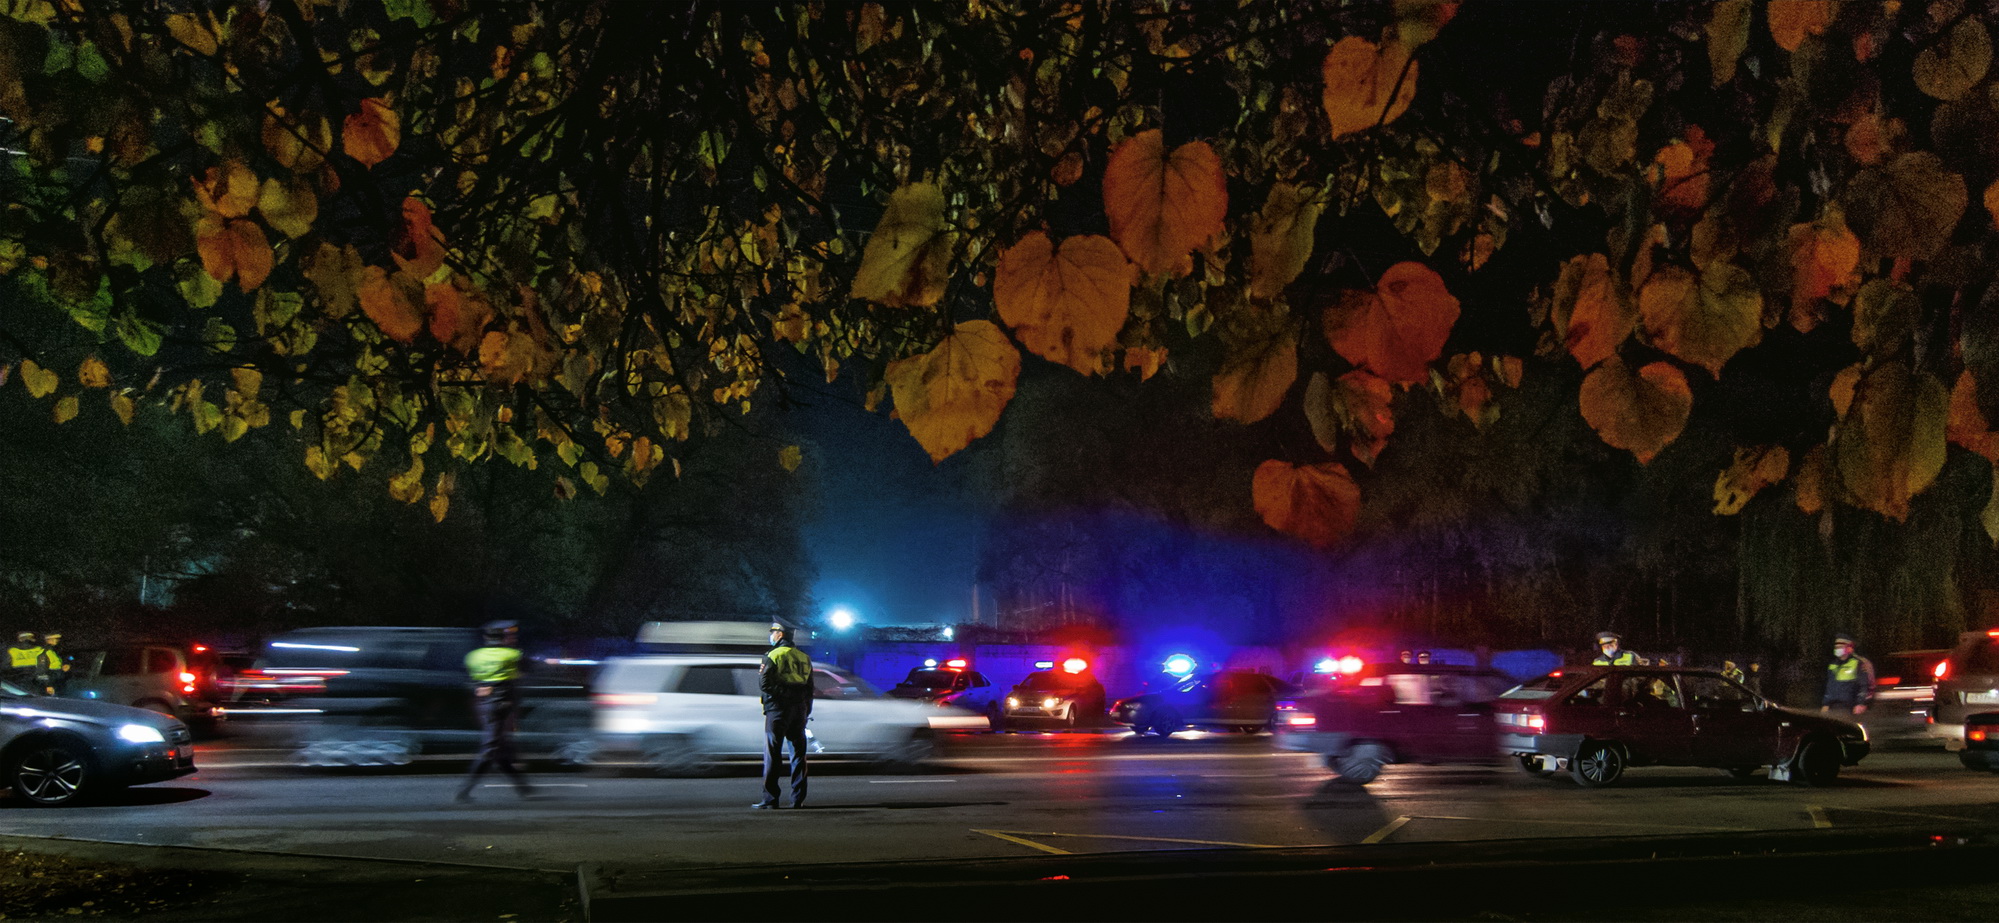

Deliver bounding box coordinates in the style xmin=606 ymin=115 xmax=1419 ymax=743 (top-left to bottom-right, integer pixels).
xmin=1867 ymin=648 xmax=1948 ymax=737
xmin=1274 ymin=663 xmax=1515 ymax=783
xmin=1495 ymin=666 xmax=1868 ymax=787
xmin=888 ymin=660 xmax=1004 ymax=725
xmin=1111 ymin=670 xmax=1300 ymax=737
xmin=62 ymin=641 xmax=228 ymax=734
xmin=593 ymin=650 xmax=979 ymax=774
xmin=2 ymin=677 xmax=195 ymax=806
xmin=1002 ymin=660 xmax=1106 ymax=729
xmin=1932 ymin=629 xmax=1999 ymax=768
xmin=229 ymin=626 xmax=597 ymax=767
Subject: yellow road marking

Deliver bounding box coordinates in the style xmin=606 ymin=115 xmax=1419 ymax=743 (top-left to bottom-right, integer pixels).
xmin=1411 ymin=814 xmax=1750 ymax=833
xmin=972 ymin=829 xmax=1072 ymax=855
xmin=978 ymin=829 xmax=1283 ymax=849
xmin=1362 ymin=815 xmax=1412 ymax=844
xmin=1808 ymin=805 xmax=1832 ymax=829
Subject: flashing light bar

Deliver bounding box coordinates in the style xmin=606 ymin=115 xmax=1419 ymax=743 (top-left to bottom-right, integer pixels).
xmin=1314 ymin=658 xmax=1339 ymax=674
xmin=1163 ymin=654 xmax=1197 ymax=677
xmin=1062 ymin=657 xmax=1088 ymax=674
xmin=924 ymin=659 xmax=939 ymax=668
xmin=946 ymin=658 xmax=969 ymax=669
xmin=1034 ymin=661 xmax=1055 ymax=669
xmin=271 ymin=642 xmax=361 ymax=653
xmin=1338 ymin=655 xmax=1365 ymax=674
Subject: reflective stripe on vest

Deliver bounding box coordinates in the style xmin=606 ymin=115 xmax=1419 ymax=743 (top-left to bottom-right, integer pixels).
xmin=8 ymin=646 xmax=42 ymax=669
xmin=465 ymin=646 xmax=521 ymax=683
xmin=1829 ymin=658 xmax=1862 ymax=682
xmin=767 ymin=645 xmax=813 ymax=685
xmin=1593 ymin=651 xmax=1636 ymax=666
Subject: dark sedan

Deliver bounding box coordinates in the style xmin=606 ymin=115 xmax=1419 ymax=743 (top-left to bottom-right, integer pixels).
xmin=2 ymin=678 xmax=196 ymax=805
xmin=1494 ymin=666 xmax=1868 ymax=787
xmin=1112 ymin=670 xmax=1299 ymax=736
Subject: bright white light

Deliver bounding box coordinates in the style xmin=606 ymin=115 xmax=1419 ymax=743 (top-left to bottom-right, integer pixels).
xmin=829 ymin=608 xmax=856 ymax=631
xmin=942 ymin=627 xmax=954 ymax=641
xmin=1314 ymin=658 xmax=1339 ymax=674
xmin=1338 ymin=655 xmax=1365 ymax=674
xmin=117 ymin=724 xmax=166 ymax=744
xmin=271 ymin=642 xmax=360 ymax=652
xmin=1163 ymin=654 xmax=1197 ymax=676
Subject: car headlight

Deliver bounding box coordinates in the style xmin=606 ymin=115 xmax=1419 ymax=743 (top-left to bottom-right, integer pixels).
xmin=1042 ymin=697 xmax=1060 ymax=709
xmin=1006 ymin=697 xmax=1019 ymax=708
xmin=117 ymin=724 xmax=166 ymax=744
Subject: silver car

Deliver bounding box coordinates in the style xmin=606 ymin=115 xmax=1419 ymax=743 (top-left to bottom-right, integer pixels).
xmin=2 ymin=678 xmax=196 ymax=806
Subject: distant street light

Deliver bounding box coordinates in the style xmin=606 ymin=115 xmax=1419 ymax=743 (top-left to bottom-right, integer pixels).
xmin=942 ymin=626 xmax=955 ymax=641
xmin=829 ymin=607 xmax=856 ymax=631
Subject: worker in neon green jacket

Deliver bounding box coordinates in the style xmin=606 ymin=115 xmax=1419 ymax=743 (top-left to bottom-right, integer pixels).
xmin=456 ymin=621 xmax=536 ymax=803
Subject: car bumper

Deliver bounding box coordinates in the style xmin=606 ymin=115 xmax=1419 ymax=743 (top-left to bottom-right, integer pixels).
xmin=1500 ymin=732 xmax=1586 ymax=757
xmin=107 ymin=744 xmax=198 ymax=785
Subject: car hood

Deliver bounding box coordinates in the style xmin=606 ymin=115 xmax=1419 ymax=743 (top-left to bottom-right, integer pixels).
xmin=888 ymin=687 xmax=946 ymax=699
xmin=2 ymin=695 xmax=181 ymax=730
xmin=1768 ymin=703 xmax=1865 ymax=735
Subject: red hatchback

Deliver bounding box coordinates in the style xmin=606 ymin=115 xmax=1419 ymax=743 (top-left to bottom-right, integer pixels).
xmin=1494 ymin=666 xmax=1869 ymax=787
xmin=1274 ymin=664 xmax=1516 ymax=783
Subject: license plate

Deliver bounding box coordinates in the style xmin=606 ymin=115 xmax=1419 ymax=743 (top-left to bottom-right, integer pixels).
xmin=1967 ymin=691 xmax=1999 ymax=705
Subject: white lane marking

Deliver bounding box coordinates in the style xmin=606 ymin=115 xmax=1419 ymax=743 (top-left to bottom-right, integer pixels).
xmin=486 ymin=783 xmax=588 ymax=788
xmin=1414 ymin=813 xmax=1752 ymax=832
xmin=1362 ymin=816 xmax=1412 ymax=844
xmin=868 ymin=779 xmax=958 ymax=784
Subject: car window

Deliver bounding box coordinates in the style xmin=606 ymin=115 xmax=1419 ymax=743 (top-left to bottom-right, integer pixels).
xmin=968 ymin=672 xmax=990 ymax=688
xmin=1565 ymin=675 xmax=1613 ymax=706
xmin=1386 ymin=673 xmax=1436 ymax=706
xmin=596 ymin=659 xmax=675 ymax=694
xmin=1618 ymin=675 xmax=1682 ymax=709
xmin=1680 ymin=674 xmax=1757 ymax=711
xmin=812 ymin=668 xmax=880 ymax=699
xmin=677 ymin=665 xmax=744 ymax=695
xmin=143 ymin=648 xmax=179 ymax=675
xmin=1500 ymin=674 xmax=1568 ymax=700
xmin=99 ymin=647 xmax=144 ymax=676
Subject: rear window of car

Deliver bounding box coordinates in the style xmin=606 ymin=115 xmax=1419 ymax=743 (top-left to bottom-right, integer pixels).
xmin=1499 ymin=674 xmax=1570 ymax=700
xmin=901 ymin=670 xmax=959 ymax=688
xmin=1962 ymin=639 xmax=1999 ymax=674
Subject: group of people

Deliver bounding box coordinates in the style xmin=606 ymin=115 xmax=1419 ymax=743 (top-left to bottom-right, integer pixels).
xmin=4 ymin=630 xmax=68 ymax=695
xmin=1587 ymin=630 xmax=1875 ymax=718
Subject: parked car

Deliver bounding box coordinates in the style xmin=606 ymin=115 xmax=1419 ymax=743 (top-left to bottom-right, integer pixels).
xmin=62 ymin=642 xmax=228 ymax=734
xmin=1111 ymin=670 xmax=1300 ymax=737
xmin=1002 ymin=663 xmax=1107 ymax=729
xmin=230 ymin=626 xmax=596 ymax=767
xmin=888 ymin=662 xmax=1005 ymax=725
xmin=1495 ymin=665 xmax=1869 ymax=787
xmin=1961 ymin=711 xmax=1999 ymax=771
xmin=2 ymin=677 xmax=196 ymax=806
xmin=593 ymin=651 xmax=979 ymax=774
xmin=1930 ymin=629 xmax=1999 ymax=768
xmin=1274 ymin=663 xmax=1516 ymax=783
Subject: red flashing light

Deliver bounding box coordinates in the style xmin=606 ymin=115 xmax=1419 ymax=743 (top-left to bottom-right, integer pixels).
xmin=192 ymin=645 xmax=209 ymax=653
xmin=1337 ymin=655 xmax=1364 ymax=674
xmin=1549 ymin=670 xmax=1564 ymax=678
xmin=1062 ymin=657 xmax=1088 ymax=674
xmin=944 ymin=658 xmax=968 ymax=669
xmin=1936 ymin=661 xmax=1952 ymax=680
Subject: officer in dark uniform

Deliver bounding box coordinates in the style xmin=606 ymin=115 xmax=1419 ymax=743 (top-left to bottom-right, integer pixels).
xmin=754 ymin=621 xmax=814 ymax=809
xmin=38 ymin=632 xmax=69 ymax=695
xmin=455 ymin=620 xmax=535 ymax=803
xmin=1821 ymin=633 xmax=1875 ymax=719
xmin=7 ymin=631 xmax=45 ymax=690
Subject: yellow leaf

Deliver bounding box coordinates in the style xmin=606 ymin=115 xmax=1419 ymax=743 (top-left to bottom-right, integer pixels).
xmin=779 ymin=444 xmax=803 ymax=472
xmin=1850 ymin=278 xmax=1918 ymax=357
xmin=993 ymin=232 xmax=1133 ymax=374
xmin=305 ymin=243 xmax=364 ymax=318
xmin=1784 ymin=209 xmax=1860 ymax=333
xmin=1579 ymin=357 xmax=1692 ymax=464
xmin=1913 ymin=17 xmax=1990 ymax=102
xmin=1636 ymin=263 xmax=1762 ymax=376
xmin=430 ymin=492 xmax=451 ymax=522
xmin=1248 ymin=183 xmax=1323 ymax=300
xmin=851 ymin=182 xmax=951 ymax=307
xmin=52 ymin=395 xmax=78 ymax=423
xmin=263 ymin=110 xmax=331 ymax=173
xmin=1252 ymin=460 xmax=1361 ymax=549
xmin=343 ymin=97 xmax=400 ymax=168
xmin=389 ymin=456 xmax=425 ymax=504
xmin=1835 ymin=362 xmax=1948 ymax=521
xmin=1321 ymin=36 xmax=1417 ymax=140
xmin=1706 ymin=0 xmax=1751 ymax=87
xmin=192 ymin=161 xmax=259 ymax=218
xmin=110 ymin=391 xmax=135 ymax=425
xmin=257 ymin=177 xmax=319 ymax=239
xmin=1102 ymin=130 xmax=1228 ymax=278
xmin=19 ymin=359 xmax=57 ymax=397
xmin=1212 ymin=327 xmax=1299 ymax=424
xmin=165 ymin=12 xmax=219 ymax=56
xmin=305 ymin=445 xmax=335 ymax=480
xmin=1552 ymin=253 xmax=1630 ymax=370
xmin=479 ymin=327 xmax=545 ymax=386
xmin=195 ymin=215 xmax=273 ymax=291
xmin=77 ymin=356 xmax=110 ymax=388
xmin=885 ymin=320 xmax=1021 ymax=463
xmin=1713 ymin=445 xmax=1792 ymax=515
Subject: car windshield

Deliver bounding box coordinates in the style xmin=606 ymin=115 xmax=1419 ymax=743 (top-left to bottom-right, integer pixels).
xmin=899 ymin=670 xmax=959 ymax=688
xmin=1499 ymin=674 xmax=1570 ymax=700
xmin=1017 ymin=671 xmax=1085 ymax=690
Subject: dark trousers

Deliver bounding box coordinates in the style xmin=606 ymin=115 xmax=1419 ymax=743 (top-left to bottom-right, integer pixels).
xmin=761 ymin=709 xmax=809 ymax=806
xmin=460 ymin=686 xmax=530 ymax=796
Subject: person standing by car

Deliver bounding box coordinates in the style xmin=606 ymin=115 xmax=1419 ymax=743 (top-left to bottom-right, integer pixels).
xmin=1592 ymin=631 xmax=1647 ymax=666
xmin=1822 ymin=634 xmax=1875 ymax=719
xmin=37 ymin=632 xmax=69 ymax=695
xmin=755 ymin=622 xmax=814 ymax=810
xmin=455 ymin=621 xmax=535 ymax=803
xmin=7 ymin=631 xmax=44 ymax=690
xmin=1722 ymin=660 xmax=1746 ymax=684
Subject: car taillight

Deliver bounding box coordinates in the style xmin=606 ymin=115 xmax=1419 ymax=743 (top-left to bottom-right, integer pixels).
xmin=1971 ymin=728 xmax=1989 ymax=742
xmin=1274 ymin=699 xmax=1315 ymax=727
xmin=1526 ymin=714 xmax=1546 ymax=732
xmin=1935 ymin=661 xmax=1951 ymax=680
xmin=594 ymin=694 xmax=658 ymax=707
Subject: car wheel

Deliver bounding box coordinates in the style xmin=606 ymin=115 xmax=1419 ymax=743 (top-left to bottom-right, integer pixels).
xmin=1569 ymin=740 xmax=1625 ymax=788
xmin=1150 ymin=708 xmax=1181 ymax=738
xmin=1516 ymin=754 xmax=1555 ymax=778
xmin=553 ymin=737 xmax=599 ymax=769
xmin=882 ymin=732 xmax=935 ymax=771
xmin=1333 ymin=743 xmax=1392 ymax=784
xmin=644 ymin=736 xmax=709 ymax=777
xmin=1725 ymin=766 xmax=1759 ymax=780
xmin=1793 ymin=738 xmax=1841 ymax=787
xmin=11 ymin=738 xmax=95 ymax=806
xmin=1959 ymin=752 xmax=1994 ymax=771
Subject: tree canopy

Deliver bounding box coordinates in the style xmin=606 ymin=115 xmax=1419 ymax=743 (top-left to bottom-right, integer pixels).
xmin=4 ymin=0 xmax=1999 ymax=624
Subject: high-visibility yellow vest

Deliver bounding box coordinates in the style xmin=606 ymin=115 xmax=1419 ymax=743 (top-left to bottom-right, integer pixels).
xmin=1829 ymin=658 xmax=1863 ymax=682
xmin=465 ymin=646 xmax=521 ymax=683
xmin=766 ymin=645 xmax=812 ymax=686
xmin=8 ymin=645 xmax=43 ymax=669
xmin=1593 ymin=650 xmax=1638 ymax=666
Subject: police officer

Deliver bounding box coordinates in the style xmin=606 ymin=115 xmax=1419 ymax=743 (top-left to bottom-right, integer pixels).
xmin=455 ymin=621 xmax=535 ymax=803
xmin=1592 ymin=631 xmax=1648 ymax=666
xmin=754 ymin=621 xmax=814 ymax=810
xmin=38 ymin=632 xmax=69 ymax=695
xmin=6 ymin=631 xmax=45 ymax=690
xmin=1721 ymin=660 xmax=1746 ymax=684
xmin=1821 ymin=633 xmax=1875 ymax=719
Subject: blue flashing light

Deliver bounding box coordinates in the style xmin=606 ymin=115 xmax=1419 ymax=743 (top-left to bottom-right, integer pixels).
xmin=1033 ymin=660 xmax=1055 ymax=670
xmin=1314 ymin=657 xmax=1340 ymax=674
xmin=1163 ymin=654 xmax=1197 ymax=677
xmin=923 ymin=658 xmax=938 ymax=668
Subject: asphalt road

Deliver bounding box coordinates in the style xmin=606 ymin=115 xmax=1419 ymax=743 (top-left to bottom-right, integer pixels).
xmin=5 ymin=729 xmax=1997 ymax=877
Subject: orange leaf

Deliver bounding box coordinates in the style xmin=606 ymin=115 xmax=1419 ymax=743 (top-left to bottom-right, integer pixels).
xmin=993 ymin=232 xmax=1133 ymax=374
xmin=1212 ymin=327 xmax=1299 ymax=424
xmin=1785 ymin=210 xmax=1860 ymax=333
xmin=1123 ymin=345 xmax=1167 ymax=381
xmin=479 ymin=327 xmax=541 ymax=386
xmin=343 ymin=97 xmax=400 ymax=168
xmin=1949 ymin=370 xmax=1999 ymax=462
xmin=1652 ymin=127 xmax=1713 ymax=214
xmin=192 ymin=161 xmax=259 ymax=218
xmin=358 ymin=266 xmax=423 ymax=343
xmin=1553 ymin=253 xmax=1630 ymax=370
xmin=1321 ymin=261 xmax=1459 ymax=384
xmin=1985 ymin=177 xmax=1999 ymax=228
xmin=195 ymin=215 xmax=272 ymax=291
xmin=1321 ymin=36 xmax=1417 ymax=140
xmin=1445 ymin=352 xmax=1495 ymax=427
xmin=393 ymin=197 xmax=449 ymax=281
xmin=1636 ymin=263 xmax=1762 ymax=376
xmin=1766 ymin=0 xmax=1834 ymax=52
xmin=1304 ymin=370 xmax=1395 ymax=465
xmin=1252 ymin=460 xmax=1361 ymax=549
xmin=1102 ymin=130 xmax=1227 ymax=278
xmin=425 ymin=280 xmax=488 ymax=353
xmin=1794 ymin=444 xmax=1830 ymax=515
xmin=885 ymin=319 xmax=1021 ymax=463
xmin=1579 ymin=358 xmax=1692 ymax=464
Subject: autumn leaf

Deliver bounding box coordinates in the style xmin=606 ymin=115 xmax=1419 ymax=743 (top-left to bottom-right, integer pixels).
xmin=1766 ymin=0 xmax=1834 ymax=52
xmin=1713 ymin=445 xmax=1791 ymax=514
xmin=1322 ymin=36 xmax=1417 ymax=140
xmin=51 ymin=395 xmax=78 ymax=423
xmin=1850 ymin=278 xmax=1917 ymax=357
xmin=195 ymin=215 xmax=273 ymax=291
xmin=109 ymin=391 xmax=135 ymax=425
xmin=304 ymin=242 xmax=364 ymax=318
xmin=343 ymin=97 xmax=400 ymax=167
xmin=1579 ymin=357 xmax=1692 ymax=464
xmin=1552 ymin=253 xmax=1630 ymax=370
xmin=1913 ymin=17 xmax=1991 ymax=102
xmin=480 ymin=327 xmax=544 ymax=386
xmin=778 ymin=444 xmax=803 ymax=472
xmin=1212 ymin=326 xmax=1299 ymax=424
xmin=165 ymin=12 xmax=219 ymax=56
xmin=358 ymin=266 xmax=423 ymax=343
xmin=1785 ymin=209 xmax=1860 ymax=333
xmin=1652 ymin=127 xmax=1713 ymax=214
xmin=1949 ymin=370 xmax=1999 ymax=462
xmin=1102 ymin=130 xmax=1227 ymax=278
xmin=257 ymin=177 xmax=319 ymax=239
xmin=1248 ymin=183 xmax=1323 ymax=300
xmin=1444 ymin=352 xmax=1497 ymax=428
xmin=1304 ymin=370 xmax=1395 ymax=465
xmin=1252 ymin=460 xmax=1361 ymax=549
xmin=1706 ymin=0 xmax=1751 ymax=86
xmin=885 ymin=319 xmax=1020 ymax=463
xmin=1985 ymin=472 xmax=1999 ymax=546
xmin=264 ymin=110 xmax=330 ymax=173
xmin=1321 ymin=261 xmax=1460 ymax=384
xmin=852 ymin=182 xmax=951 ymax=306
xmin=1795 ymin=444 xmax=1831 ymax=515
xmin=1637 ymin=263 xmax=1762 ymax=376
xmin=388 ymin=456 xmax=425 ymax=504
xmin=392 ymin=198 xmax=449 ymax=281
xmin=1840 ymin=152 xmax=1967 ymax=261
xmin=192 ymin=161 xmax=258 ymax=218
xmin=77 ymin=356 xmax=110 ymax=388
xmin=993 ymin=232 xmax=1132 ymax=374
xmin=1835 ymin=361 xmax=1948 ymax=521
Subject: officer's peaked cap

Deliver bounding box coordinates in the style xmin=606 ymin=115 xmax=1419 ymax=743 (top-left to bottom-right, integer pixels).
xmin=1834 ymin=633 xmax=1855 ymax=645
xmin=1595 ymin=631 xmax=1621 ymax=644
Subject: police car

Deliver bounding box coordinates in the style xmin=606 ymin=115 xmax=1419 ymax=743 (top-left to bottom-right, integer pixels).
xmin=592 ymin=622 xmax=986 ymax=774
